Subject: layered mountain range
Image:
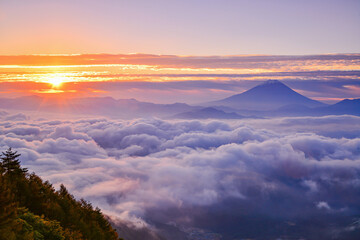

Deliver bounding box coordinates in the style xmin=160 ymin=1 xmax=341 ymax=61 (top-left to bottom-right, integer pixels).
xmin=0 ymin=80 xmax=358 ymax=119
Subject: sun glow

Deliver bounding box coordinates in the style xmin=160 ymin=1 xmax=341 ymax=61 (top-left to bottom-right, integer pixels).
xmin=47 ymin=76 xmax=65 ymax=87
xmin=41 ymin=73 xmax=73 ymax=88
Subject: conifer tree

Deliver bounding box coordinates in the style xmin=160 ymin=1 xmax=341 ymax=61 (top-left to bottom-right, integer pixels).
xmin=0 ymin=147 xmax=27 ymax=175
xmin=0 ymin=174 xmax=17 ymax=226
xmin=0 ymin=171 xmax=18 ymax=239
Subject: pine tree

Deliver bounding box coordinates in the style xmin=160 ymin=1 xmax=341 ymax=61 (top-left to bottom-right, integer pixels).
xmin=0 ymin=148 xmax=27 ymax=175
xmin=0 ymin=172 xmax=18 ymax=240
xmin=0 ymin=174 xmax=17 ymax=227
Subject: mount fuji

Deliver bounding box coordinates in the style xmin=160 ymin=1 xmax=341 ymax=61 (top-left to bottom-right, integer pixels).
xmin=209 ymin=80 xmax=327 ymax=111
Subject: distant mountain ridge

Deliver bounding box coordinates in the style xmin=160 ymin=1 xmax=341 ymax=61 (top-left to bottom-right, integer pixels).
xmin=208 ymin=80 xmax=326 ymax=110
xmin=0 ymin=80 xmax=359 ymax=118
xmin=172 ymin=107 xmax=244 ymax=119
xmin=0 ymin=96 xmax=201 ymax=119
xmin=314 ymin=98 xmax=360 ymax=116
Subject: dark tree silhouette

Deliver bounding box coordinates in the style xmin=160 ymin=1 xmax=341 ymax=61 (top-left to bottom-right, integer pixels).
xmin=0 ymin=147 xmax=27 ymax=175
xmin=0 ymin=174 xmax=17 ymax=227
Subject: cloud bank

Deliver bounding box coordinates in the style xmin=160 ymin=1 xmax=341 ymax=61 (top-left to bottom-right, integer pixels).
xmin=1 ymin=54 xmax=359 ymax=103
xmin=0 ymin=112 xmax=359 ymax=239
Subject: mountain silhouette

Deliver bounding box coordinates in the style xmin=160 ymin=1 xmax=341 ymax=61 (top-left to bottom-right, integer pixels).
xmin=238 ymin=98 xmax=360 ymax=117
xmin=0 ymin=96 xmax=199 ymax=119
xmin=316 ymin=98 xmax=360 ymax=115
xmin=0 ymin=84 xmax=358 ymax=119
xmin=172 ymin=107 xmax=244 ymax=119
xmin=210 ymin=80 xmax=326 ymax=110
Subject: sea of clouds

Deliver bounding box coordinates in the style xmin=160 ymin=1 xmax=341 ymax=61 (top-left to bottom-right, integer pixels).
xmin=1 ymin=111 xmax=360 ymax=239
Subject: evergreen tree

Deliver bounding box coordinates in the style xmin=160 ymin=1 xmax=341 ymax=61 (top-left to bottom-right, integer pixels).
xmin=0 ymin=147 xmax=27 ymax=175
xmin=0 ymin=174 xmax=17 ymax=228
xmin=0 ymin=167 xmax=19 ymax=240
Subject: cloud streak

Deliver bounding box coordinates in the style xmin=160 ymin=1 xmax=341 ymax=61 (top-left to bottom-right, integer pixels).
xmin=1 ymin=53 xmax=360 ymax=68
xmin=1 ymin=54 xmax=359 ymax=104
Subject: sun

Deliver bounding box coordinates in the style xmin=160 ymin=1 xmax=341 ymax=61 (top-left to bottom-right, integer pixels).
xmin=47 ymin=76 xmax=65 ymax=87
xmin=42 ymin=73 xmax=70 ymax=88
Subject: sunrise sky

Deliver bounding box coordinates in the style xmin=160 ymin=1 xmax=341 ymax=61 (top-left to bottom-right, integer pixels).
xmin=1 ymin=0 xmax=359 ymax=103
xmin=1 ymin=0 xmax=360 ymax=55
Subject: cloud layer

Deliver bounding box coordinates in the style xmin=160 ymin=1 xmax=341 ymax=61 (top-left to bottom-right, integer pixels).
xmin=1 ymin=54 xmax=359 ymax=104
xmin=1 ymin=112 xmax=360 ymax=239
xmin=1 ymin=53 xmax=360 ymax=68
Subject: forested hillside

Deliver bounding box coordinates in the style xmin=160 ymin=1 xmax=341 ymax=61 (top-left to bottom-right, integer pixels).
xmin=0 ymin=148 xmax=122 ymax=240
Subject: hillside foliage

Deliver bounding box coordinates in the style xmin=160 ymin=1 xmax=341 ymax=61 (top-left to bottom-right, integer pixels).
xmin=0 ymin=148 xmax=122 ymax=240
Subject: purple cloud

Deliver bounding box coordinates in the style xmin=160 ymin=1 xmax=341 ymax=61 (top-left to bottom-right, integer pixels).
xmin=0 ymin=113 xmax=359 ymax=239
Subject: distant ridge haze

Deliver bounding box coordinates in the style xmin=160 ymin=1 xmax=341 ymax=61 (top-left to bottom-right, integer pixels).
xmin=0 ymin=80 xmax=359 ymax=118
xmin=172 ymin=107 xmax=244 ymax=120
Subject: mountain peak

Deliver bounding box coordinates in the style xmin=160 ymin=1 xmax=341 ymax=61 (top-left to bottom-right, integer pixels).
xmin=260 ymin=80 xmax=283 ymax=86
xmin=334 ymin=98 xmax=360 ymax=106
xmin=209 ymin=80 xmax=326 ymax=110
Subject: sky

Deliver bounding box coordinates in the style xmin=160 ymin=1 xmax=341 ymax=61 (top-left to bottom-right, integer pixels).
xmin=1 ymin=0 xmax=360 ymax=55
xmin=0 ymin=54 xmax=359 ymax=103
xmin=0 ymin=0 xmax=359 ymax=103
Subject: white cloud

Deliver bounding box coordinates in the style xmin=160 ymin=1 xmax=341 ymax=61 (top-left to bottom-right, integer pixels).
xmin=316 ymin=201 xmax=331 ymax=210
xmin=1 ymin=113 xmax=360 ymax=239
